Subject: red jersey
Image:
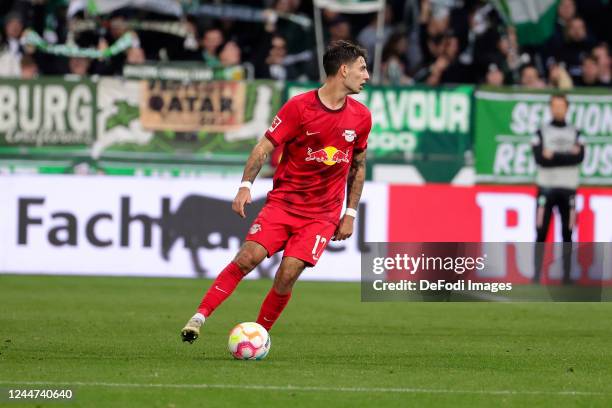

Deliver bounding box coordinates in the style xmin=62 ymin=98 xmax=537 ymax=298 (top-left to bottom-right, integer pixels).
xmin=264 ymin=89 xmax=372 ymax=223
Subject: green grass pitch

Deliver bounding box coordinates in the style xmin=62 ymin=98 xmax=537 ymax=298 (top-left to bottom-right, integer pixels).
xmin=1 ymin=274 xmax=612 ymax=407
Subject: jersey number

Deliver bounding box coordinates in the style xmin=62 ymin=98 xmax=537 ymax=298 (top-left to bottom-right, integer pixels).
xmin=312 ymin=235 xmax=327 ymax=261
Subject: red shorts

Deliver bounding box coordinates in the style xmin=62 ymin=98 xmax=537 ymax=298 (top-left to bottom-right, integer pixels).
xmin=245 ymin=204 xmax=337 ymax=266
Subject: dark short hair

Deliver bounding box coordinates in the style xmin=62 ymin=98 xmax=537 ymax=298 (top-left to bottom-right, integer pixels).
xmin=550 ymin=93 xmax=569 ymax=105
xmin=323 ymin=40 xmax=367 ymax=76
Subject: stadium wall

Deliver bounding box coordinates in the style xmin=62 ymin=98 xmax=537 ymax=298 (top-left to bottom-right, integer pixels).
xmin=1 ymin=175 xmax=611 ymax=281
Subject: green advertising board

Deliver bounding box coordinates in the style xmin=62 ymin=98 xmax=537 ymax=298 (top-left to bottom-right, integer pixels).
xmin=0 ymin=77 xmax=282 ymax=175
xmin=286 ymin=83 xmax=473 ymax=182
xmin=474 ymin=88 xmax=612 ymax=186
xmin=0 ymin=77 xmax=97 ymax=152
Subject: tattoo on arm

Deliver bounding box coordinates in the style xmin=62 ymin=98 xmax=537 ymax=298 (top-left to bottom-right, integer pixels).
xmin=242 ymin=138 xmax=274 ymax=183
xmin=346 ymin=151 xmax=366 ymax=210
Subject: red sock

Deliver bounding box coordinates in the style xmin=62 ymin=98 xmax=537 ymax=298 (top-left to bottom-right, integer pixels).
xmin=197 ymin=262 xmax=245 ymax=317
xmin=256 ymin=288 xmax=292 ymax=331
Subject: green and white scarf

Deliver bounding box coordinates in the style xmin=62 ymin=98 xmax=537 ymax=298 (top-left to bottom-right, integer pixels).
xmin=23 ymin=30 xmax=133 ymax=59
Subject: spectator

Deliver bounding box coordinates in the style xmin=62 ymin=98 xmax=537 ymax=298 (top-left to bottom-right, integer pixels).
xmin=219 ymin=40 xmax=241 ymax=67
xmin=549 ymin=0 xmax=576 ymax=50
xmin=267 ymin=0 xmax=312 ymax=55
xmin=2 ymin=11 xmax=24 ymax=57
xmin=20 ymin=53 xmax=38 ymax=79
xmin=321 ymin=8 xmax=340 ymax=25
xmin=1 ymin=1 xmax=610 ymax=86
xmin=0 ymin=11 xmax=24 ymax=76
xmin=418 ymin=1 xmax=450 ymax=65
xmin=255 ymin=34 xmax=288 ymax=80
xmin=328 ymin=16 xmax=352 ymax=43
xmin=439 ymin=34 xmax=471 ymax=84
xmin=480 ymin=29 xmax=519 ymax=85
xmin=520 ymin=65 xmax=546 ymax=89
xmin=592 ymin=43 xmax=611 ymax=86
xmin=418 ymin=33 xmax=470 ymax=85
xmin=126 ymin=46 xmax=146 ymax=65
xmin=381 ymin=31 xmax=412 ymax=85
xmin=85 ymin=14 xmax=140 ymax=75
xmin=68 ymin=56 xmax=92 ymax=76
xmin=575 ymin=55 xmax=604 ymax=87
xmin=109 ymin=15 xmax=128 ymax=42
xmin=460 ymin=2 xmax=500 ymax=67
xmin=554 ymin=17 xmax=595 ymax=81
xmin=547 ymin=60 xmax=574 ymax=89
xmin=201 ymin=27 xmax=224 ymax=68
xmin=357 ymin=4 xmax=394 ymax=67
xmin=574 ymin=0 xmax=611 ymax=45
xmin=94 ymin=30 xmax=141 ymax=75
xmin=484 ymin=64 xmax=504 ymax=86
xmin=558 ymin=0 xmax=576 ymax=27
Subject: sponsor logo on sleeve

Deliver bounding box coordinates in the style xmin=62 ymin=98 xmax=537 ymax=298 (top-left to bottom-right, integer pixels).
xmin=268 ymin=115 xmax=282 ymax=133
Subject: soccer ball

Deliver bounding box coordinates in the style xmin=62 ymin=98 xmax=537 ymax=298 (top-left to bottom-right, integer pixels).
xmin=228 ymin=322 xmax=271 ymax=360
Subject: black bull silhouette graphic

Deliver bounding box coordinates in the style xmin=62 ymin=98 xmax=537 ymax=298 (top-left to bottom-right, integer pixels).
xmin=149 ymin=195 xmax=367 ymax=278
xmin=155 ymin=195 xmax=280 ymax=278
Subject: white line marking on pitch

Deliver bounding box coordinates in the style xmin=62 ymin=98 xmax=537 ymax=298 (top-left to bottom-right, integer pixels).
xmin=0 ymin=381 xmax=607 ymax=397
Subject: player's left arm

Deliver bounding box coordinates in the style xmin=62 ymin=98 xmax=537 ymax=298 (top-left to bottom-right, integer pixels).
xmin=333 ymin=149 xmax=366 ymax=241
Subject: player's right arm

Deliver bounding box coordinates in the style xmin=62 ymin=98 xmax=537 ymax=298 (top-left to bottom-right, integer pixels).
xmin=232 ymin=137 xmax=276 ymax=218
xmin=233 ymin=98 xmax=300 ymax=218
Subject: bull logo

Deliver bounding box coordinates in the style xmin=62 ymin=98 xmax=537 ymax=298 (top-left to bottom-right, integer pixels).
xmin=343 ymin=129 xmax=356 ymax=142
xmin=305 ymin=146 xmax=350 ymax=166
xmin=249 ymin=223 xmax=262 ymax=234
xmin=158 ymin=195 xmax=278 ymax=278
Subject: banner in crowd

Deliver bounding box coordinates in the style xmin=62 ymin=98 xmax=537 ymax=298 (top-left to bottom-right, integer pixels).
xmin=492 ymin=0 xmax=558 ymax=46
xmin=0 ymin=77 xmax=98 ymax=148
xmin=313 ymin=0 xmax=384 ymax=13
xmin=68 ymin=0 xmax=183 ymax=17
xmin=0 ymin=175 xmax=387 ymax=280
xmin=70 ymin=19 xmax=190 ymax=38
xmin=140 ymin=80 xmax=247 ymax=132
xmin=0 ymin=78 xmax=283 ymax=172
xmin=5 ymin=79 xmax=611 ymax=185
xmin=474 ymin=89 xmax=612 ymax=186
xmin=287 ymin=83 xmax=473 ymax=182
xmin=190 ymin=4 xmax=312 ymax=28
xmin=123 ymin=63 xmax=246 ymax=81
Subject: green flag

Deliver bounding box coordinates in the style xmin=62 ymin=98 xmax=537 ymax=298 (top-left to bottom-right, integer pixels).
xmin=493 ymin=0 xmax=559 ymax=46
xmin=86 ymin=0 xmax=99 ymax=15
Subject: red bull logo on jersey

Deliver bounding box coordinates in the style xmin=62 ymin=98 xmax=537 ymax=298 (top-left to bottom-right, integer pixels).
xmin=305 ymin=146 xmax=350 ymax=166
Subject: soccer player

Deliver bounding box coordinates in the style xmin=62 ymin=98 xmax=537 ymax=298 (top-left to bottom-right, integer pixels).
xmin=531 ymin=93 xmax=584 ymax=283
xmin=181 ymin=40 xmax=372 ymax=343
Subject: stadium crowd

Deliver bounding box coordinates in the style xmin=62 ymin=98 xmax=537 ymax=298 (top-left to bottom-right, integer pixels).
xmin=0 ymin=0 xmax=610 ymax=88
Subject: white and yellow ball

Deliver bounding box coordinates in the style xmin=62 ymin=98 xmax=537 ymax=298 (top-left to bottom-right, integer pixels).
xmin=228 ymin=322 xmax=271 ymax=360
